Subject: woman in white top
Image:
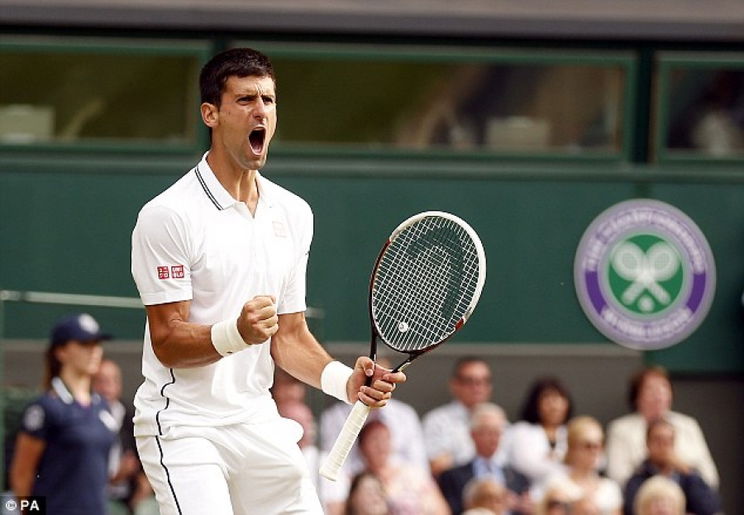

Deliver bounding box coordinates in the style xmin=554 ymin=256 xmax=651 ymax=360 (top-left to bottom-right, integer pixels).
xmin=605 ymin=366 xmax=718 ymax=489
xmin=539 ymin=416 xmax=622 ymax=515
xmin=509 ymin=377 xmax=573 ymax=484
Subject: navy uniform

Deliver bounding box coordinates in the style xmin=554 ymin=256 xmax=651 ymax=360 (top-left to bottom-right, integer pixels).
xmin=20 ymin=377 xmax=117 ymax=515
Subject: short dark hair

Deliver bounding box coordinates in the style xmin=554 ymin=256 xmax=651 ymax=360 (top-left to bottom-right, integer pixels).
xmin=199 ymin=48 xmax=275 ymax=106
xmin=628 ymin=366 xmax=671 ymax=411
xmin=451 ymin=356 xmax=489 ymax=379
xmin=646 ymin=416 xmax=675 ymax=441
xmin=519 ymin=376 xmax=573 ymax=424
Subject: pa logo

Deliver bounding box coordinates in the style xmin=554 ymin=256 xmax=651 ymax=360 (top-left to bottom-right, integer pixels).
xmin=574 ymin=199 xmax=715 ymax=350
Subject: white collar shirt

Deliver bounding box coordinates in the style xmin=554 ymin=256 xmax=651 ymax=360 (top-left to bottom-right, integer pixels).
xmin=131 ymin=153 xmax=313 ymax=436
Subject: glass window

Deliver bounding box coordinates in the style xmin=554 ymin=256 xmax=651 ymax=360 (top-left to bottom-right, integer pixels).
xmin=0 ymin=38 xmax=207 ymax=150
xmin=245 ymin=44 xmax=632 ymax=158
xmin=659 ymin=58 xmax=744 ymax=160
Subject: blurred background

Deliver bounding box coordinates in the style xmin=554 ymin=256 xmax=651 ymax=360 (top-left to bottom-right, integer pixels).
xmin=1 ymin=1 xmax=743 ymax=513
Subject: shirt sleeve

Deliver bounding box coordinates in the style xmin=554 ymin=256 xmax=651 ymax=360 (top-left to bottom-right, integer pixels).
xmin=19 ymin=399 xmax=53 ymax=441
xmin=131 ymin=204 xmax=193 ymax=306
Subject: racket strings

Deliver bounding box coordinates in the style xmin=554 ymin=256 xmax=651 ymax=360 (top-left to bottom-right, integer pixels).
xmin=372 ymin=216 xmax=481 ymax=352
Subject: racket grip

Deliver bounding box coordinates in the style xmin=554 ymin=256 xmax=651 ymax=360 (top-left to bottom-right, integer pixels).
xmin=319 ymin=400 xmax=371 ymax=481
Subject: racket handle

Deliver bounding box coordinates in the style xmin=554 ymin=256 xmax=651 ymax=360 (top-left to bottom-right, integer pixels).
xmin=319 ymin=400 xmax=371 ymax=481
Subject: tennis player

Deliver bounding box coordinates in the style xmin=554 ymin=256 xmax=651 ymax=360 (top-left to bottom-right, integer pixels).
xmin=130 ymin=47 xmax=405 ymax=515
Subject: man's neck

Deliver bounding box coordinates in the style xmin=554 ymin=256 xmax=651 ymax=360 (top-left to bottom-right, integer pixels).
xmin=206 ymin=149 xmax=260 ymax=212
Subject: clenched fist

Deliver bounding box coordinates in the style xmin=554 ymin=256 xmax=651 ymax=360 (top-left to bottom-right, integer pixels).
xmin=236 ymin=295 xmax=278 ymax=345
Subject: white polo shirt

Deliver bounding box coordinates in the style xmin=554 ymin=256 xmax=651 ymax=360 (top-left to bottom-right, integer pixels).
xmin=131 ymin=153 xmax=313 ymax=437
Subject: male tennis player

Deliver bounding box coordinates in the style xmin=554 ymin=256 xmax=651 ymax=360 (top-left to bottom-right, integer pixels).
xmin=131 ymin=48 xmax=406 ymax=515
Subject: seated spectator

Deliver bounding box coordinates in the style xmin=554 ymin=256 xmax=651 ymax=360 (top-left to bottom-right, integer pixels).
xmin=423 ymin=357 xmax=499 ymax=476
xmin=633 ymin=476 xmax=686 ymax=515
xmin=605 ymin=366 xmax=718 ymax=489
xmin=535 ymin=485 xmax=578 ymax=515
xmin=358 ymin=420 xmax=450 ymax=514
xmin=509 ymin=377 xmax=573 ymax=484
xmin=344 ymin=472 xmax=391 ymax=515
xmin=623 ymin=418 xmax=720 ymax=515
xmin=93 ymin=358 xmax=143 ymax=514
xmin=438 ymin=403 xmax=530 ymax=515
xmin=272 ymin=367 xmax=308 ymax=406
xmin=538 ymin=416 xmax=622 ymax=515
xmin=462 ymin=478 xmax=508 ymax=515
xmin=320 ymin=358 xmax=427 ymax=476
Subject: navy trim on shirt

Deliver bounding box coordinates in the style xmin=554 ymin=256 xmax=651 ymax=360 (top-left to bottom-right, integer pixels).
xmin=155 ymin=368 xmax=177 ymax=437
xmin=195 ymin=165 xmax=223 ymax=210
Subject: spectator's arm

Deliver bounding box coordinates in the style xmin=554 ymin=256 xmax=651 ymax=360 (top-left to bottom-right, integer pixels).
xmin=10 ymin=433 xmax=45 ymax=497
xmin=684 ymin=473 xmax=722 ymax=515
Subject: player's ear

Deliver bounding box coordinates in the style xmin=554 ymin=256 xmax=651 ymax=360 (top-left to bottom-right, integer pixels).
xmin=201 ymin=102 xmax=219 ymax=128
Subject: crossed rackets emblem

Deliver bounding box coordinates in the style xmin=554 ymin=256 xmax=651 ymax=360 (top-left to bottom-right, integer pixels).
xmin=611 ymin=241 xmax=680 ymax=310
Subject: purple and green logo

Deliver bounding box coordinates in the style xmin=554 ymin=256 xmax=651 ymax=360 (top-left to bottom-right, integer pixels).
xmin=574 ymin=199 xmax=715 ymax=350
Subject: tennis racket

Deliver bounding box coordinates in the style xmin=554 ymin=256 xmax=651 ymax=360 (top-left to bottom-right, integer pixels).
xmin=319 ymin=211 xmax=486 ymax=481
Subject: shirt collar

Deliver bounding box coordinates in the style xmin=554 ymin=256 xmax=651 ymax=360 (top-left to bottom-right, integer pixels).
xmin=51 ymin=376 xmax=101 ymax=406
xmin=51 ymin=376 xmax=74 ymax=404
xmin=196 ymin=152 xmax=273 ymax=210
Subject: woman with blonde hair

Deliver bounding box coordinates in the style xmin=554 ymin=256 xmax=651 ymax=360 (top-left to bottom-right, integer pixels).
xmin=537 ymin=416 xmax=622 ymax=515
xmin=633 ymin=476 xmax=685 ymax=515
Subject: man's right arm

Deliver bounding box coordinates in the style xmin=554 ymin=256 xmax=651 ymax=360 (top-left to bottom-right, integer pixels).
xmin=147 ymin=295 xmax=278 ymax=368
xmin=146 ymin=301 xmax=219 ymax=368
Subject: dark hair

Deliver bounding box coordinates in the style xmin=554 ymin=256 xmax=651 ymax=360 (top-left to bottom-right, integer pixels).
xmin=519 ymin=376 xmax=573 ymax=424
xmin=199 ymin=48 xmax=275 ymax=106
xmin=646 ymin=416 xmax=675 ymax=441
xmin=451 ymin=356 xmax=489 ymax=378
xmin=43 ymin=345 xmax=63 ymax=390
xmin=628 ymin=366 xmax=671 ymax=411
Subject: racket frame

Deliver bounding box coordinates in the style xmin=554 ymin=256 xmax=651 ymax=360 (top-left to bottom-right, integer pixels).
xmin=319 ymin=210 xmax=486 ymax=481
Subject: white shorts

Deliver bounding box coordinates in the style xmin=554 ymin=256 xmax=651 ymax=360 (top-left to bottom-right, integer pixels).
xmin=136 ymin=418 xmax=323 ymax=515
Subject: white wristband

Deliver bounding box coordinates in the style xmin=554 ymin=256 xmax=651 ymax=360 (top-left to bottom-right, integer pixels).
xmin=211 ymin=318 xmax=248 ymax=357
xmin=321 ymin=361 xmax=354 ymax=404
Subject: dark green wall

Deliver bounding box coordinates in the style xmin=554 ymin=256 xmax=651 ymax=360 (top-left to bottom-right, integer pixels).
xmin=1 ymin=154 xmax=743 ymax=373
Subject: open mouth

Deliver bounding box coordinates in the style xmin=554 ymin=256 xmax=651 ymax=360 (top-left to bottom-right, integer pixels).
xmin=249 ymin=127 xmax=266 ymax=155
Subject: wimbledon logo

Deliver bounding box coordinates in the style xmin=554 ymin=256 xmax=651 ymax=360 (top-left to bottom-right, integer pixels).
xmin=574 ymin=199 xmax=715 ymax=350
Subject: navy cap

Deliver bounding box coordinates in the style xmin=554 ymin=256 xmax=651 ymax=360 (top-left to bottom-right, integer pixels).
xmin=50 ymin=313 xmax=112 ymax=346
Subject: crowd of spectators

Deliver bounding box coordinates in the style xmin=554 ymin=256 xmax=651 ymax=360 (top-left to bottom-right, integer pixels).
xmin=4 ymin=317 xmax=722 ymax=515
xmin=273 ymin=357 xmax=721 ymax=515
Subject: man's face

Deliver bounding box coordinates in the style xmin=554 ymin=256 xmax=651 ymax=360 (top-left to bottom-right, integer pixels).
xmin=647 ymin=423 xmax=675 ymax=466
xmin=204 ymin=74 xmax=277 ymax=171
xmin=451 ymin=361 xmax=492 ymax=408
xmin=93 ymin=360 xmax=122 ymax=402
xmin=471 ymin=412 xmax=504 ymax=459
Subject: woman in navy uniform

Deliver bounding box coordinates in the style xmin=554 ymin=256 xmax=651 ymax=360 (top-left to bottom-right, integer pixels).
xmin=10 ymin=313 xmax=118 ymax=515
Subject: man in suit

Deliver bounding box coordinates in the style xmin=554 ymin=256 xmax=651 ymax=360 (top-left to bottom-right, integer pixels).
xmin=624 ymin=418 xmax=720 ymax=515
xmin=438 ymin=402 xmax=531 ymax=515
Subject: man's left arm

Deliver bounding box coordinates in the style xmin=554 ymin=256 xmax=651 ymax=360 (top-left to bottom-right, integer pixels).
xmin=271 ymin=312 xmax=405 ymax=407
